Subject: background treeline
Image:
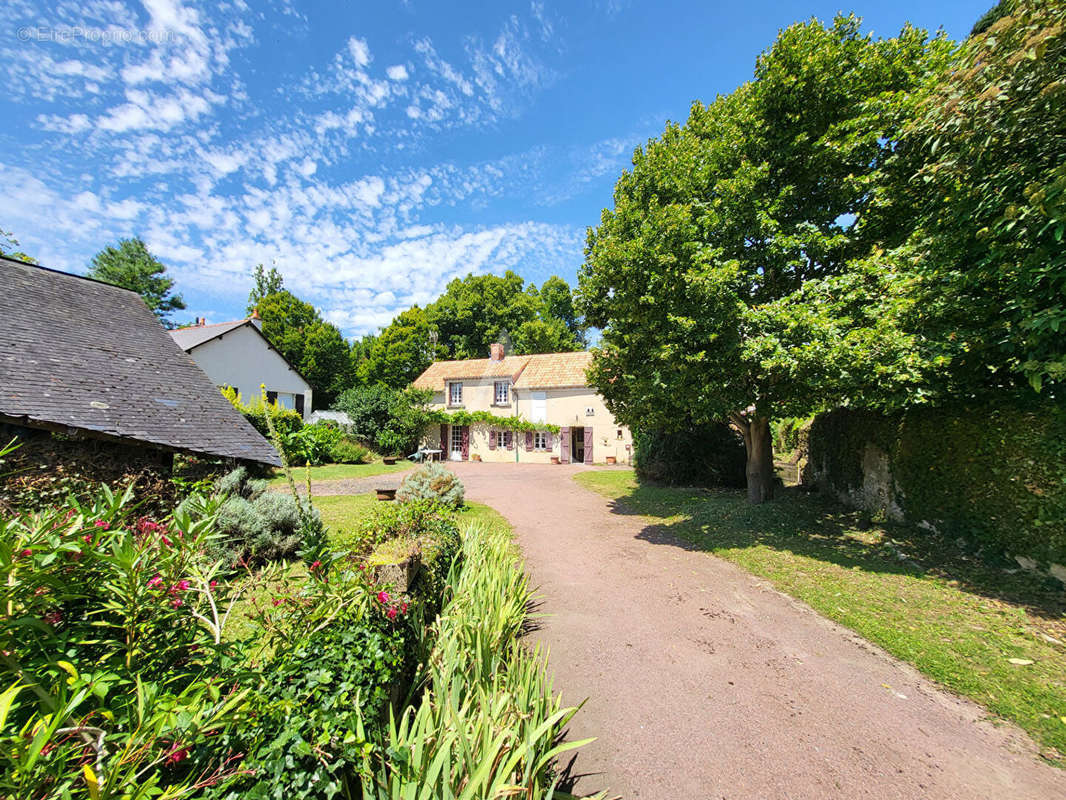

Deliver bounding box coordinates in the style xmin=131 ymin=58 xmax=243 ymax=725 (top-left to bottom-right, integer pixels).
xmin=248 ymin=265 xmax=586 ymax=406
xmin=580 ymin=0 xmax=1065 ymax=508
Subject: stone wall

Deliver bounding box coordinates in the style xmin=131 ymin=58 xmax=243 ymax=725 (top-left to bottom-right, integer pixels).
xmin=804 ymin=401 xmax=1066 ymax=578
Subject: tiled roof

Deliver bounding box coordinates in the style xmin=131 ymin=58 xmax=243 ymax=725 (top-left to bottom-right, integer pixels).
xmin=411 ymin=355 xmax=529 ymax=390
xmin=412 ymin=350 xmax=592 ymax=391
xmin=169 ymin=319 xmax=247 ymax=350
xmin=513 ymin=351 xmax=593 ymax=389
xmin=0 ymin=257 xmax=281 ymax=466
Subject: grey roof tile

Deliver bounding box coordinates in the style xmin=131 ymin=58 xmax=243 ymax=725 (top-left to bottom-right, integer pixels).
xmin=0 ymin=257 xmax=281 ymax=466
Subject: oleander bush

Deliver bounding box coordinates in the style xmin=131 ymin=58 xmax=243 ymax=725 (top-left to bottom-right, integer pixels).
xmin=396 ymin=462 xmax=465 ymax=509
xmin=0 ymin=477 xmax=251 ymax=799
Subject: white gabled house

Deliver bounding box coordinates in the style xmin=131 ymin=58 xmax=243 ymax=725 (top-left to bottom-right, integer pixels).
xmin=170 ymin=313 xmax=313 ymax=419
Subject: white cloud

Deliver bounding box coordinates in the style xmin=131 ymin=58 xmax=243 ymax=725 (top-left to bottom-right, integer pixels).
xmin=0 ymin=1 xmax=591 ymax=338
xmin=347 ymin=36 xmax=371 ymax=67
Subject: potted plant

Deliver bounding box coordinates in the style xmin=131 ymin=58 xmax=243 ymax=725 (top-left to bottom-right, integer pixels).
xmin=378 ymin=430 xmax=405 ymax=465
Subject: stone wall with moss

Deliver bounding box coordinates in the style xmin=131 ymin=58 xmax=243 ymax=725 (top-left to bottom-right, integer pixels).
xmin=807 ymin=400 xmax=1066 ymax=569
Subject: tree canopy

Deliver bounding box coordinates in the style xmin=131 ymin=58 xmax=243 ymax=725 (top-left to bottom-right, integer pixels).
xmin=877 ymin=0 xmax=1066 ymax=392
xmin=351 ymin=271 xmax=586 ymax=391
xmin=252 ymin=280 xmax=355 ymax=407
xmin=87 ymin=237 xmax=186 ymax=326
xmin=578 ymin=15 xmax=955 ymax=501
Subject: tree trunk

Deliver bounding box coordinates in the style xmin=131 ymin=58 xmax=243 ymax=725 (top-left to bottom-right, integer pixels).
xmin=733 ymin=414 xmax=775 ymax=504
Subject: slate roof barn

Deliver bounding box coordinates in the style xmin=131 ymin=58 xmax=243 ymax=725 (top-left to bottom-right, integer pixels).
xmin=0 ymin=257 xmax=281 ymax=466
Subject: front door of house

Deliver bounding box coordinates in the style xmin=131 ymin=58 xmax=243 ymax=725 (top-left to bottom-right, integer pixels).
xmin=450 ymin=425 xmax=463 ymax=461
xmin=571 ymin=426 xmax=585 ymax=464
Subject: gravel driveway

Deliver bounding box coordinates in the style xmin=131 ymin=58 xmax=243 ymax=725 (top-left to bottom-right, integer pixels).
xmin=447 ymin=462 xmax=1065 ymax=799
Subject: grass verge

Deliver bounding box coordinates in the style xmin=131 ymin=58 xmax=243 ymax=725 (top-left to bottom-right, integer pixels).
xmin=576 ymin=469 xmax=1066 ymax=764
xmin=268 ymin=460 xmax=412 ymax=486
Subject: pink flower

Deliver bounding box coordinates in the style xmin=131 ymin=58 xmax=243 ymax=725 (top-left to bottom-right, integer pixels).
xmin=170 ymin=598 xmax=183 ymax=608
xmin=19 ymin=548 xmax=32 ymax=559
xmin=400 ymin=602 xmax=409 ymax=614
xmin=272 ymin=598 xmax=283 ymax=607
xmin=376 ymin=591 xmax=390 ymax=604
xmin=94 ymin=520 xmax=110 ymax=529
xmin=386 ymin=607 xmax=398 ymax=620
xmin=82 ymin=534 xmax=93 ymax=543
xmin=209 ymin=580 xmax=217 ymax=590
xmin=147 ymin=574 xmax=163 ymax=588
xmin=309 ymin=560 xmax=322 ymax=571
xmin=161 ymin=534 xmax=173 ymax=547
xmin=175 ymin=580 xmax=190 ymax=592
xmin=165 ymin=744 xmax=190 ymax=765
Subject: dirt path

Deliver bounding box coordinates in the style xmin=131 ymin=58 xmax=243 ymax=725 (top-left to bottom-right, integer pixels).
xmin=448 ymin=462 xmax=1065 ymax=800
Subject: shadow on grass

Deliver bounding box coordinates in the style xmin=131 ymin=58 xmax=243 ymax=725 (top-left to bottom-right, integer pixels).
xmin=604 ymin=482 xmax=1066 ymax=628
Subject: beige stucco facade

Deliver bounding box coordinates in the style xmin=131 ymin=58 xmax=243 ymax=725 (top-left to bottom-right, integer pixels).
xmin=415 ymin=351 xmax=633 ymax=465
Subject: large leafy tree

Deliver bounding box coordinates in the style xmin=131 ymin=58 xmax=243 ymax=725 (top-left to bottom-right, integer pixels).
xmin=874 ymin=0 xmax=1066 ymax=392
xmin=87 ymin=237 xmax=186 ymax=326
xmin=246 ymin=263 xmax=284 ymax=314
xmin=424 ymin=272 xmax=584 ymax=360
xmin=578 ymin=16 xmax=953 ymax=502
xmin=253 ymin=277 xmax=356 ymax=407
xmin=357 ymin=307 xmax=443 ymax=389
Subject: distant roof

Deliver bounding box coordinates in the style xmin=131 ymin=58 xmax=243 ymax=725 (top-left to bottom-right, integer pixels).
xmin=169 ymin=319 xmax=247 ymax=350
xmin=169 ymin=318 xmax=311 ymax=390
xmin=0 ymin=257 xmax=281 ymax=466
xmin=412 ymin=350 xmax=593 ymax=391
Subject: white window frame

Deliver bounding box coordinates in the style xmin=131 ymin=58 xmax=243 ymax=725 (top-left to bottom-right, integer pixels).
xmin=450 ymin=425 xmax=463 ymax=459
xmin=448 ymin=381 xmax=463 ymax=406
xmin=494 ymin=380 xmax=510 ymax=405
xmin=534 ymin=431 xmax=547 ymax=451
xmin=531 ymin=391 xmax=547 ymax=423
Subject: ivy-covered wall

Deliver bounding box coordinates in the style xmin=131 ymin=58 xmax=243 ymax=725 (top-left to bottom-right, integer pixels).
xmin=807 ymin=400 xmax=1066 ymax=567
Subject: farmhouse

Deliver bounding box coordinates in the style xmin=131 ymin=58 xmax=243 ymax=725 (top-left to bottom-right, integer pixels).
xmin=413 ymin=344 xmax=632 ymax=464
xmin=0 ymin=256 xmax=280 ymax=468
xmin=170 ymin=314 xmax=312 ymax=419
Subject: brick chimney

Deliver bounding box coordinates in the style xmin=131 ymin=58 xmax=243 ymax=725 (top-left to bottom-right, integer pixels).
xmin=250 ymin=308 xmax=262 ymax=330
xmin=490 ymin=342 xmax=505 ymax=361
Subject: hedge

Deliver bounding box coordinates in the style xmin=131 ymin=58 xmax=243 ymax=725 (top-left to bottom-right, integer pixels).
xmin=807 ymin=399 xmax=1066 ymax=566
xmin=634 ymin=423 xmax=746 ymax=488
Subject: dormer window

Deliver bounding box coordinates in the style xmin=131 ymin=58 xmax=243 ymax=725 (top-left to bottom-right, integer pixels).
xmin=494 ymin=380 xmax=510 ymax=405
xmin=448 ymin=381 xmax=463 ymax=406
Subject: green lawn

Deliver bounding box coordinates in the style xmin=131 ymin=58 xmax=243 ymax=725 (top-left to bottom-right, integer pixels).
xmin=268 ymin=460 xmax=413 ymax=486
xmin=576 ymin=469 xmax=1066 ymax=764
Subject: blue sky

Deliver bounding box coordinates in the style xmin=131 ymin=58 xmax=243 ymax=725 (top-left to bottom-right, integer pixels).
xmin=1 ymin=0 xmax=987 ymax=338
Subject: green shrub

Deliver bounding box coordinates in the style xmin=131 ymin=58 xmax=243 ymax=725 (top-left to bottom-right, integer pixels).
xmin=396 ymin=462 xmax=465 ymax=509
xmin=223 ymin=615 xmax=408 ymax=800
xmin=332 ymin=386 xmax=433 ymax=456
xmin=0 ymin=478 xmax=250 ymax=799
xmin=211 ymin=467 xmax=322 ymax=565
xmin=634 ymin=422 xmax=746 ymax=488
xmin=332 ymin=437 xmax=372 ymax=464
xmin=808 ymin=399 xmax=1066 ymax=565
xmin=772 ymin=416 xmax=812 ymax=458
xmin=221 ymin=387 xmax=304 ymax=463
xmin=283 ymin=421 xmax=343 ymax=466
